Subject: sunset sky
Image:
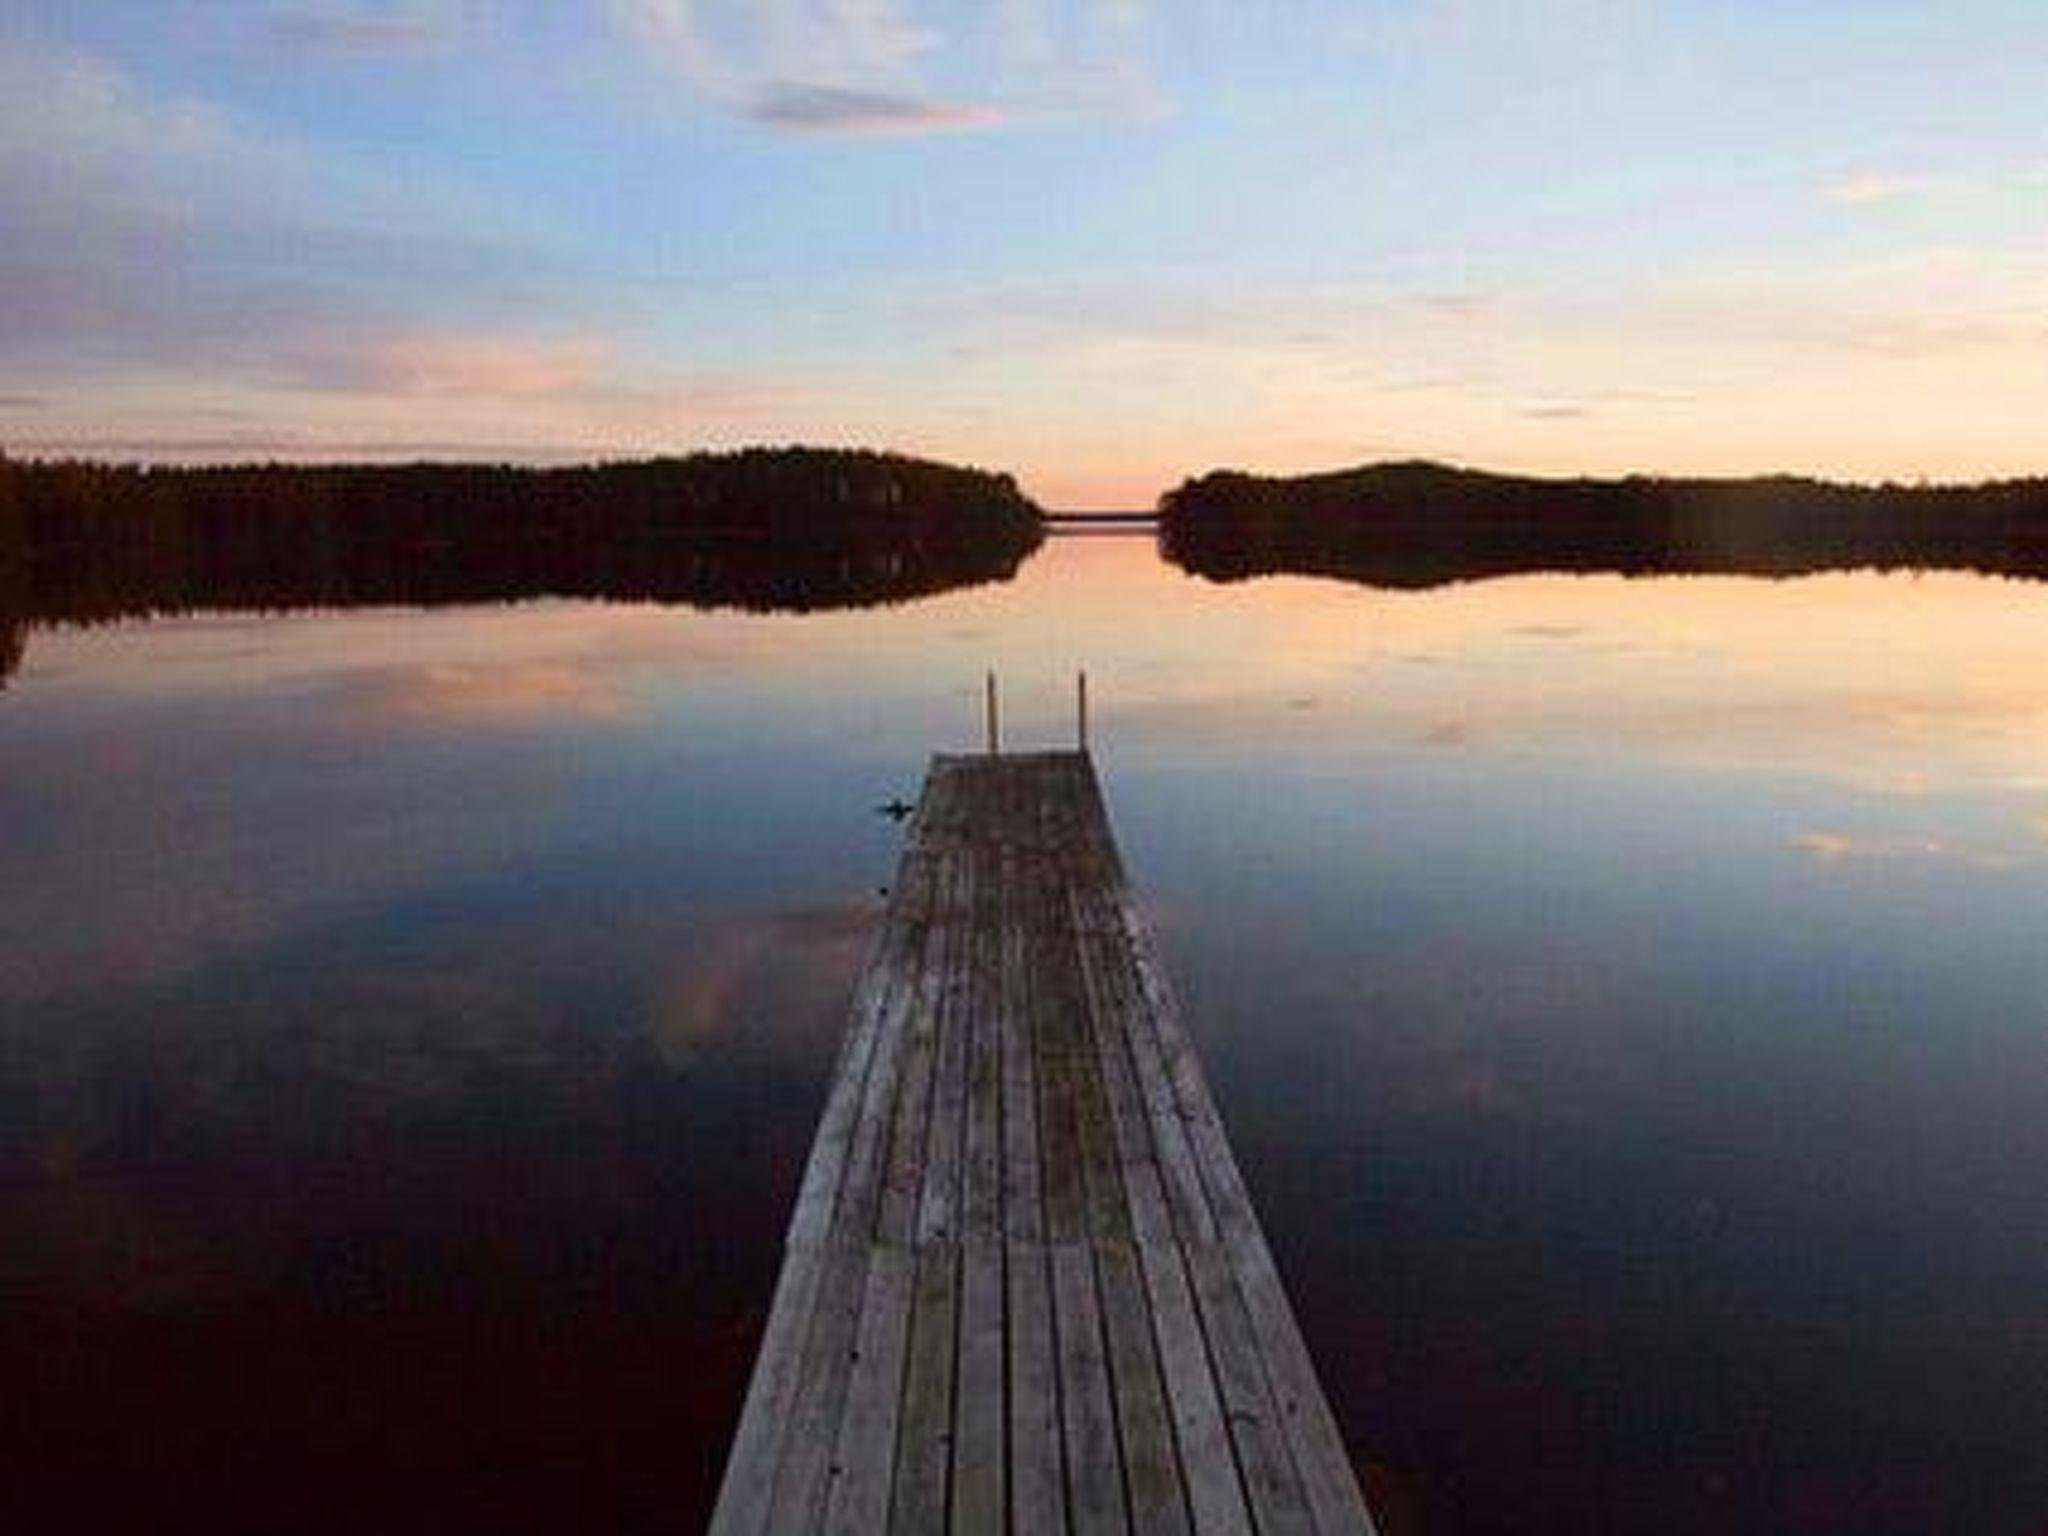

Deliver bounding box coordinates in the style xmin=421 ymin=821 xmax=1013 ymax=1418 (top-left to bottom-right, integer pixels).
xmin=4 ymin=1 xmax=2043 ymax=506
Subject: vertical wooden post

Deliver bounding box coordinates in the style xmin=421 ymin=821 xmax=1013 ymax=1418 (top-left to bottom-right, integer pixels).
xmin=1077 ymin=670 xmax=1090 ymax=753
xmin=985 ymin=671 xmax=1001 ymax=756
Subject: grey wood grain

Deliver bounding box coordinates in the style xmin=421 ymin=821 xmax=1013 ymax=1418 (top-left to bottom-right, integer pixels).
xmin=1007 ymin=1239 xmax=1067 ymax=1535
xmin=1051 ymin=1242 xmax=1131 ymax=1536
xmin=892 ymin=1242 xmax=961 ymax=1535
xmin=716 ymin=750 xmax=1376 ymax=1535
xmin=951 ymin=1238 xmax=1008 ymax=1533
xmin=823 ymin=1246 xmax=919 ymax=1535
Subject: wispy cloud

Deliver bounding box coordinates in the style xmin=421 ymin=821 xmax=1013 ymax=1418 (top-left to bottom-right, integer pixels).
xmin=1822 ymin=171 xmax=1935 ymax=207
xmin=613 ymin=0 xmax=1156 ymax=134
xmin=286 ymin=331 xmax=617 ymax=398
xmin=263 ymin=4 xmax=454 ymax=56
xmin=615 ymin=0 xmax=979 ymax=134
xmin=1682 ymin=246 xmax=2048 ymax=363
xmin=1022 ymin=0 xmax=1168 ymax=119
xmin=0 ymin=38 xmax=835 ymax=459
xmin=1820 ymin=164 xmax=2048 ymax=209
xmin=745 ymin=80 xmax=998 ymax=135
xmin=1339 ymin=0 xmax=1650 ymax=64
xmin=0 ymin=39 xmax=557 ymax=371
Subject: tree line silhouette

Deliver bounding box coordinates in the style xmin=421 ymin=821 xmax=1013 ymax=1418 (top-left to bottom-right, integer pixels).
xmin=0 ymin=449 xmax=1045 ymax=686
xmin=17 ymin=449 xmax=2048 ymax=688
xmin=1159 ymin=461 xmax=2048 ymax=588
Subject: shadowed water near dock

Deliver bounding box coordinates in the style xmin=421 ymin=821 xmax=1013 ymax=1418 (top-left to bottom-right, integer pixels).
xmin=712 ymin=749 xmax=1377 ymax=1535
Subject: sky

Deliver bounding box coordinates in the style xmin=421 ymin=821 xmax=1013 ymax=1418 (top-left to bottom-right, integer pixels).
xmin=1 ymin=1 xmax=2043 ymax=506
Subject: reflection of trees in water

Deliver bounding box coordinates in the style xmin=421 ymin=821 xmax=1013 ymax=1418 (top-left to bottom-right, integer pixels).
xmin=0 ymin=450 xmax=1045 ymax=682
xmin=0 ymin=622 xmax=22 ymax=688
xmin=1160 ymin=461 xmax=2048 ymax=588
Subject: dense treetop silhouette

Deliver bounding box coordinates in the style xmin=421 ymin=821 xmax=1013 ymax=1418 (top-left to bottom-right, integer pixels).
xmin=14 ymin=447 xmax=2048 ymax=689
xmin=1159 ymin=460 xmax=2048 ymax=587
xmin=0 ymin=448 xmax=1046 ymax=683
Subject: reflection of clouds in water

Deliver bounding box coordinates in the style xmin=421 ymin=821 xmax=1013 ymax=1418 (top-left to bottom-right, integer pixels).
xmin=1632 ymin=688 xmax=2048 ymax=804
xmin=288 ymin=972 xmax=575 ymax=1099
xmin=1360 ymin=940 xmax=1644 ymax=1127
xmin=1526 ymin=688 xmax=2048 ymax=792
xmin=6 ymin=936 xmax=599 ymax=1313
xmin=1111 ymin=571 xmax=2048 ymax=807
xmin=0 ymin=699 xmax=576 ymax=1008
xmin=651 ymin=904 xmax=874 ymax=1073
xmin=0 ymin=601 xmax=847 ymax=1008
xmin=10 ymin=892 xmax=872 ymax=1151
xmin=1793 ymin=830 xmax=1936 ymax=863
xmin=346 ymin=660 xmax=634 ymax=727
xmin=1790 ymin=830 xmax=2029 ymax=872
xmin=21 ymin=601 xmax=775 ymax=703
xmin=10 ymin=898 xmax=878 ymax=1151
xmin=2 ymin=890 xmax=876 ymax=1328
xmin=1183 ymin=892 xmax=1645 ymax=1135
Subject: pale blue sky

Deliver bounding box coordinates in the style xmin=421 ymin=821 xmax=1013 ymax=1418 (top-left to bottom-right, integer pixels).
xmin=3 ymin=1 xmax=2043 ymax=503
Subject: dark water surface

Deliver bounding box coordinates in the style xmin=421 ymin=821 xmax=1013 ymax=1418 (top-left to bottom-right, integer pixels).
xmin=7 ymin=537 xmax=2048 ymax=1533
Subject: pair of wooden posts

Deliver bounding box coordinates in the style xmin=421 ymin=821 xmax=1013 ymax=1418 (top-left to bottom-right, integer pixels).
xmin=983 ymin=670 xmax=1088 ymax=756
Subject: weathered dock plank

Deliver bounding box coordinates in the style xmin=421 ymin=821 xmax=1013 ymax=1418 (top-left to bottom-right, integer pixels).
xmin=711 ymin=751 xmax=1377 ymax=1535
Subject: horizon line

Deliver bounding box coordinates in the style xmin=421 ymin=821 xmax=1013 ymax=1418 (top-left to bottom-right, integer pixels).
xmin=6 ymin=441 xmax=2047 ymax=503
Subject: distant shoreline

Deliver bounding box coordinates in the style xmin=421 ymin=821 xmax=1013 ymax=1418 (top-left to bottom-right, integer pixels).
xmin=1158 ymin=459 xmax=2048 ymax=588
xmin=0 ymin=449 xmax=1047 ymax=671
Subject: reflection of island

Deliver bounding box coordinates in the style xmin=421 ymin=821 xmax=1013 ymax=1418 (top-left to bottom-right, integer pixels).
xmin=1160 ymin=461 xmax=2048 ymax=588
xmin=0 ymin=449 xmax=1045 ymax=685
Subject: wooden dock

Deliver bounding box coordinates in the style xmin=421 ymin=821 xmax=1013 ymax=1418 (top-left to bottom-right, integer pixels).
xmin=711 ymin=751 xmax=1377 ymax=1535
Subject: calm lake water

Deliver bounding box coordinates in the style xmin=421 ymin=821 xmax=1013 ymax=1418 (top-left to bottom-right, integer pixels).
xmin=6 ymin=534 xmax=2048 ymax=1534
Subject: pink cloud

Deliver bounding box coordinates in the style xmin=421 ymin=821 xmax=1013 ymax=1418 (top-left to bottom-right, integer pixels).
xmin=289 ymin=332 xmax=615 ymax=398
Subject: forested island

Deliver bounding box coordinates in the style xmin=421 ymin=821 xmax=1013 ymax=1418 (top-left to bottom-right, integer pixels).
xmin=1159 ymin=461 xmax=2048 ymax=587
xmin=0 ymin=449 xmax=1044 ymax=684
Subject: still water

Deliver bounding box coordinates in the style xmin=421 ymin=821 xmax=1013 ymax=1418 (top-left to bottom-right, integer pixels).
xmin=6 ymin=536 xmax=2048 ymax=1533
